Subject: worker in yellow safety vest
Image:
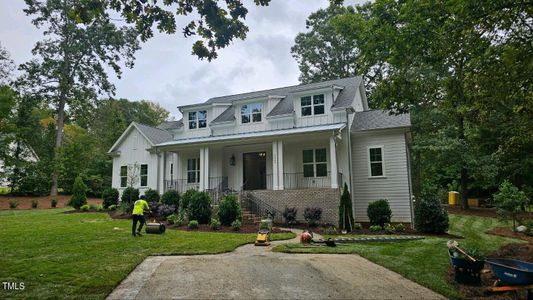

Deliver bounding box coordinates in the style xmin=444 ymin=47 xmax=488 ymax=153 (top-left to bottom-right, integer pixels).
xmin=132 ymin=195 xmax=149 ymax=236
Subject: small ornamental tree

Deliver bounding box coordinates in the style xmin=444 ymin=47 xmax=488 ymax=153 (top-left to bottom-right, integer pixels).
xmin=414 ymin=195 xmax=449 ymax=233
xmin=218 ymin=194 xmax=242 ymax=226
xmin=101 ymin=188 xmax=119 ymax=208
xmin=493 ymin=180 xmax=529 ymax=229
xmin=69 ymin=176 xmax=87 ymax=210
xmin=367 ymin=199 xmax=392 ymax=227
xmin=339 ymin=183 xmax=354 ymax=231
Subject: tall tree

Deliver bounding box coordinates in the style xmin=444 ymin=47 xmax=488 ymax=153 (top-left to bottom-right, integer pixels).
xmin=0 ymin=42 xmax=15 ymax=85
xmin=334 ymin=0 xmax=533 ymax=208
xmin=19 ymin=0 xmax=140 ymax=196
xmin=71 ymin=0 xmax=271 ymax=61
xmin=291 ymin=5 xmax=359 ymax=84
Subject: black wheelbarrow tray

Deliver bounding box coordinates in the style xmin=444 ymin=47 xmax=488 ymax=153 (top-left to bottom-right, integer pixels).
xmin=486 ymin=258 xmax=533 ymax=285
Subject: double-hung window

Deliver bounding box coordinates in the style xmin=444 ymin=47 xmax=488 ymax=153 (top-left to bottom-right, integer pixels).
xmin=120 ymin=166 xmax=127 ymax=187
xmin=241 ymin=103 xmax=262 ymax=123
xmin=368 ymin=146 xmax=384 ymax=177
xmin=301 ymin=94 xmax=325 ymax=116
xmin=302 ymin=148 xmax=327 ymax=177
xmin=188 ymin=110 xmax=207 ymax=129
xmin=140 ymin=164 xmax=148 ymax=186
xmin=187 ymin=158 xmax=200 ymax=183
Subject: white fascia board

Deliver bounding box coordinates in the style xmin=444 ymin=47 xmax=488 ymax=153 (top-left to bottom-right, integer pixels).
xmin=155 ymin=123 xmax=346 ymax=147
xmin=266 ymin=113 xmax=294 ymax=120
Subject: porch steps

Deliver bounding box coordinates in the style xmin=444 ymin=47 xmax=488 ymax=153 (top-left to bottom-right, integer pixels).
xmin=241 ymin=208 xmax=261 ymax=224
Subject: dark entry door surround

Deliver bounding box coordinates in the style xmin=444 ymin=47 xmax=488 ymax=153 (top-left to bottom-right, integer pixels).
xmin=243 ymin=152 xmax=267 ymax=190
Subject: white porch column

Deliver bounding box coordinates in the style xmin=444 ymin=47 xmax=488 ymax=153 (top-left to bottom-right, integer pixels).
xmin=160 ymin=151 xmax=167 ymax=192
xmin=277 ymin=140 xmax=284 ymax=190
xmin=199 ymin=147 xmax=210 ymax=191
xmin=330 ymin=136 xmax=338 ymax=188
xmin=272 ymin=141 xmax=279 ymax=190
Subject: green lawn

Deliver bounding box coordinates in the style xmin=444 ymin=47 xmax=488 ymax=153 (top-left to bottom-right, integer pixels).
xmin=274 ymin=214 xmax=523 ymax=299
xmin=0 ymin=209 xmax=294 ymax=299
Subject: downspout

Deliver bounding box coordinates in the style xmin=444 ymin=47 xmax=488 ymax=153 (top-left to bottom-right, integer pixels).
xmin=345 ymin=108 xmax=354 ymax=194
xmin=405 ymin=130 xmax=414 ymax=227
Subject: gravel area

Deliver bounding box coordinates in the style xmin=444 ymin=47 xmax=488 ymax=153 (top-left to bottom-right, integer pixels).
xmin=107 ymin=230 xmax=445 ymax=300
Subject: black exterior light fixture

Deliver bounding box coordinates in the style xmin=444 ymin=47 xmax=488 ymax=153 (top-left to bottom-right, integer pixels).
xmin=230 ymin=154 xmax=236 ymax=166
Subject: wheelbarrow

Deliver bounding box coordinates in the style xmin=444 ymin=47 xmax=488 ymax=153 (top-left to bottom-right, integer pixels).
xmin=486 ymin=258 xmax=533 ymax=299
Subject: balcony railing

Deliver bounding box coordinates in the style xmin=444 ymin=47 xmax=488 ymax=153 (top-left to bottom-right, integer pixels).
xmin=164 ymin=179 xmax=199 ymax=193
xmin=164 ymin=177 xmax=229 ymax=204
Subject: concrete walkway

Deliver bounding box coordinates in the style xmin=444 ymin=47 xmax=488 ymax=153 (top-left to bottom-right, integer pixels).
xmin=107 ymin=229 xmax=445 ymax=300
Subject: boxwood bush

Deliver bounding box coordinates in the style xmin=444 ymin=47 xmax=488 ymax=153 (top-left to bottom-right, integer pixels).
xmin=101 ymin=188 xmax=119 ymax=208
xmin=186 ymin=191 xmax=212 ymax=224
xmin=367 ymin=199 xmax=392 ymax=227
xmin=161 ymin=190 xmax=180 ymax=207
xmin=414 ymin=195 xmax=449 ymax=233
xmin=121 ymin=187 xmax=139 ymax=204
xmin=188 ymin=220 xmax=199 ymax=229
xmin=218 ymin=194 xmax=241 ymax=226
xmin=144 ymin=189 xmax=160 ymax=203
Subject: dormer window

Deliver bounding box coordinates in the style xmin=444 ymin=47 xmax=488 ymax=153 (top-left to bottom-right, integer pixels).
xmin=188 ymin=110 xmax=207 ymax=129
xmin=301 ymin=94 xmax=325 ymax=116
xmin=241 ymin=103 xmax=262 ymax=123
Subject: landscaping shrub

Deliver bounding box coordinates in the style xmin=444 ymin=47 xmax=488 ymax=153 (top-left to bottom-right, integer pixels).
xmin=384 ymin=223 xmax=396 ymax=234
xmin=231 ymin=219 xmax=241 ymax=231
xmin=176 ymin=210 xmax=188 ymax=226
xmin=144 ymin=189 xmax=160 ymax=203
xmin=89 ymin=203 xmax=98 ymax=210
xmin=161 ymin=190 xmax=180 ymax=207
xmin=150 ymin=202 xmax=176 ymax=219
xmin=188 ymin=220 xmax=199 ymax=229
xmin=218 ymin=194 xmax=242 ymax=226
xmin=121 ymin=187 xmax=139 ymax=204
xmin=117 ymin=202 xmax=132 ymax=214
xmin=51 ymin=198 xmax=57 ymax=208
xmin=323 ymin=226 xmax=337 ymax=235
xmin=101 ymin=188 xmax=119 ymax=208
xmin=493 ymin=180 xmax=529 ymax=228
xmin=339 ymin=183 xmax=355 ymax=231
xmin=187 ymin=191 xmax=212 ymax=224
xmin=367 ymin=199 xmax=392 ymax=227
xmin=210 ymin=218 xmax=221 ymax=230
xmin=9 ymin=200 xmax=18 ymax=209
xmin=260 ymin=220 xmax=271 ymax=230
xmin=369 ymin=225 xmax=382 ymax=232
xmin=80 ymin=204 xmax=90 ymax=212
xmin=395 ymin=223 xmax=406 ymax=232
xmin=414 ymin=195 xmax=449 ymax=233
xmin=108 ymin=204 xmax=117 ymax=211
xmin=303 ymin=207 xmax=322 ymax=226
xmin=31 ymin=200 xmax=38 ymax=209
xmin=69 ymin=176 xmax=88 ymax=210
xmin=167 ymin=214 xmax=177 ymax=225
xmin=353 ymin=223 xmax=362 ymax=230
xmin=181 ymin=189 xmax=198 ymax=211
xmin=282 ymin=207 xmax=298 ymax=226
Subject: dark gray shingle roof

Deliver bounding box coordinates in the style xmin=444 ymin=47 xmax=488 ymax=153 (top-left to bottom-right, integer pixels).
xmin=205 ymin=77 xmax=362 ymax=117
xmin=134 ymin=122 xmax=173 ymax=144
xmin=211 ymin=106 xmax=235 ymax=123
xmin=351 ymin=110 xmax=411 ymax=131
xmin=157 ymin=120 xmax=183 ymax=130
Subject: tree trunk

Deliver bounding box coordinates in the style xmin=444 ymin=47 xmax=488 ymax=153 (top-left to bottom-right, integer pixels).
xmin=458 ymin=115 xmax=469 ymax=209
xmin=50 ymin=96 xmax=66 ymax=196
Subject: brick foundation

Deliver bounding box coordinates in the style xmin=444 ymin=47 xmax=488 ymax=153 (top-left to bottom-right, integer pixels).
xmin=247 ymin=188 xmax=340 ymax=225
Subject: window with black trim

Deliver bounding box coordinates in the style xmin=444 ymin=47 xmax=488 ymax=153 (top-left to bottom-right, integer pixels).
xmin=302 ymin=148 xmax=327 ymax=177
xmin=241 ymin=103 xmax=262 ymax=123
xmin=140 ymin=164 xmax=148 ymax=186
xmin=188 ymin=110 xmax=207 ymax=129
xmin=187 ymin=158 xmax=200 ymax=183
xmin=301 ymin=94 xmax=325 ymax=116
xmin=120 ymin=166 xmax=127 ymax=187
xmin=369 ymin=147 xmax=384 ymax=177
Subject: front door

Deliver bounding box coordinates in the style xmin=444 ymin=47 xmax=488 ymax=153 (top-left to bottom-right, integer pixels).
xmin=243 ymin=152 xmax=267 ymax=190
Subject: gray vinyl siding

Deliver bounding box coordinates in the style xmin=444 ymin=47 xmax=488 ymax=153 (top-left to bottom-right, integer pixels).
xmin=351 ymin=129 xmax=412 ymax=222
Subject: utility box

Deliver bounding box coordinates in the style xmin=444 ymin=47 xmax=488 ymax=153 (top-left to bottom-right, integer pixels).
xmin=448 ymin=191 xmax=459 ymax=206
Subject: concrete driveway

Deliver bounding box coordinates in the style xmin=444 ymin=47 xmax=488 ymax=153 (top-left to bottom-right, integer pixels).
xmin=108 ymin=231 xmax=445 ymax=300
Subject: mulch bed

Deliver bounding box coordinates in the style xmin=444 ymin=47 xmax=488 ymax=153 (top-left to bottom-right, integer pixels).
xmin=169 ymin=223 xmax=291 ymax=234
xmin=0 ymin=195 xmax=102 ymax=210
xmin=446 ymin=205 xmax=533 ymax=220
xmin=486 ymin=227 xmax=533 ymax=244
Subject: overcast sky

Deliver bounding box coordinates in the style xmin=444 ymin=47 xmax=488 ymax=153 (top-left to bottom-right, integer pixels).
xmin=0 ymin=1 xmax=364 ymax=119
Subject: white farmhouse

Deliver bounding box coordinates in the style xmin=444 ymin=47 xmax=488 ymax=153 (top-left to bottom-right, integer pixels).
xmin=109 ymin=77 xmax=412 ymax=224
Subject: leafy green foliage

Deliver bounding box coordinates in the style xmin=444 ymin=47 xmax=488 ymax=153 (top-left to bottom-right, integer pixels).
xmin=180 ymin=189 xmax=197 ymax=212
xmin=8 ymin=200 xmax=18 ymax=209
xmin=394 ymin=223 xmax=406 ymax=232
xmin=303 ymin=207 xmax=322 ymax=226
xmin=291 ymin=4 xmax=358 ymax=83
xmin=231 ymin=220 xmax=241 ymax=231
xmin=414 ymin=196 xmax=449 ymax=234
xmin=384 ymin=223 xmax=395 ymax=234
xmin=367 ymin=199 xmax=392 ymax=227
xmin=353 ymin=223 xmax=362 ymax=230
xmin=144 ymin=189 xmax=160 ymax=203
xmin=51 ymin=198 xmax=57 ymax=208
xmin=80 ymin=204 xmax=90 ymax=212
xmin=217 ymin=194 xmax=242 ymax=226
xmin=369 ymin=225 xmax=382 ymax=232
xmin=107 ymin=204 xmax=117 ymax=211
xmin=101 ymin=188 xmax=119 ymax=208
xmin=188 ymin=220 xmax=199 ymax=229
xmin=282 ymin=207 xmax=298 ymax=226
xmin=121 ymin=187 xmax=139 ymax=204
xmin=186 ymin=191 xmax=212 ymax=224
xmin=339 ymin=183 xmax=354 ymax=231
xmin=161 ymin=190 xmax=180 ymax=207
xmin=210 ymin=218 xmax=221 ymax=230
xmin=166 ymin=214 xmax=177 ymax=225
xmin=493 ymin=180 xmax=529 ymax=228
xmin=69 ymin=176 xmax=88 ymax=210
xmin=31 ymin=199 xmax=38 ymax=209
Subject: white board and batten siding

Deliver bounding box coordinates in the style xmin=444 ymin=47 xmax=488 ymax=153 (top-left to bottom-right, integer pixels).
xmin=351 ymin=128 xmax=412 ymax=223
xmin=112 ymin=129 xmax=158 ymax=195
